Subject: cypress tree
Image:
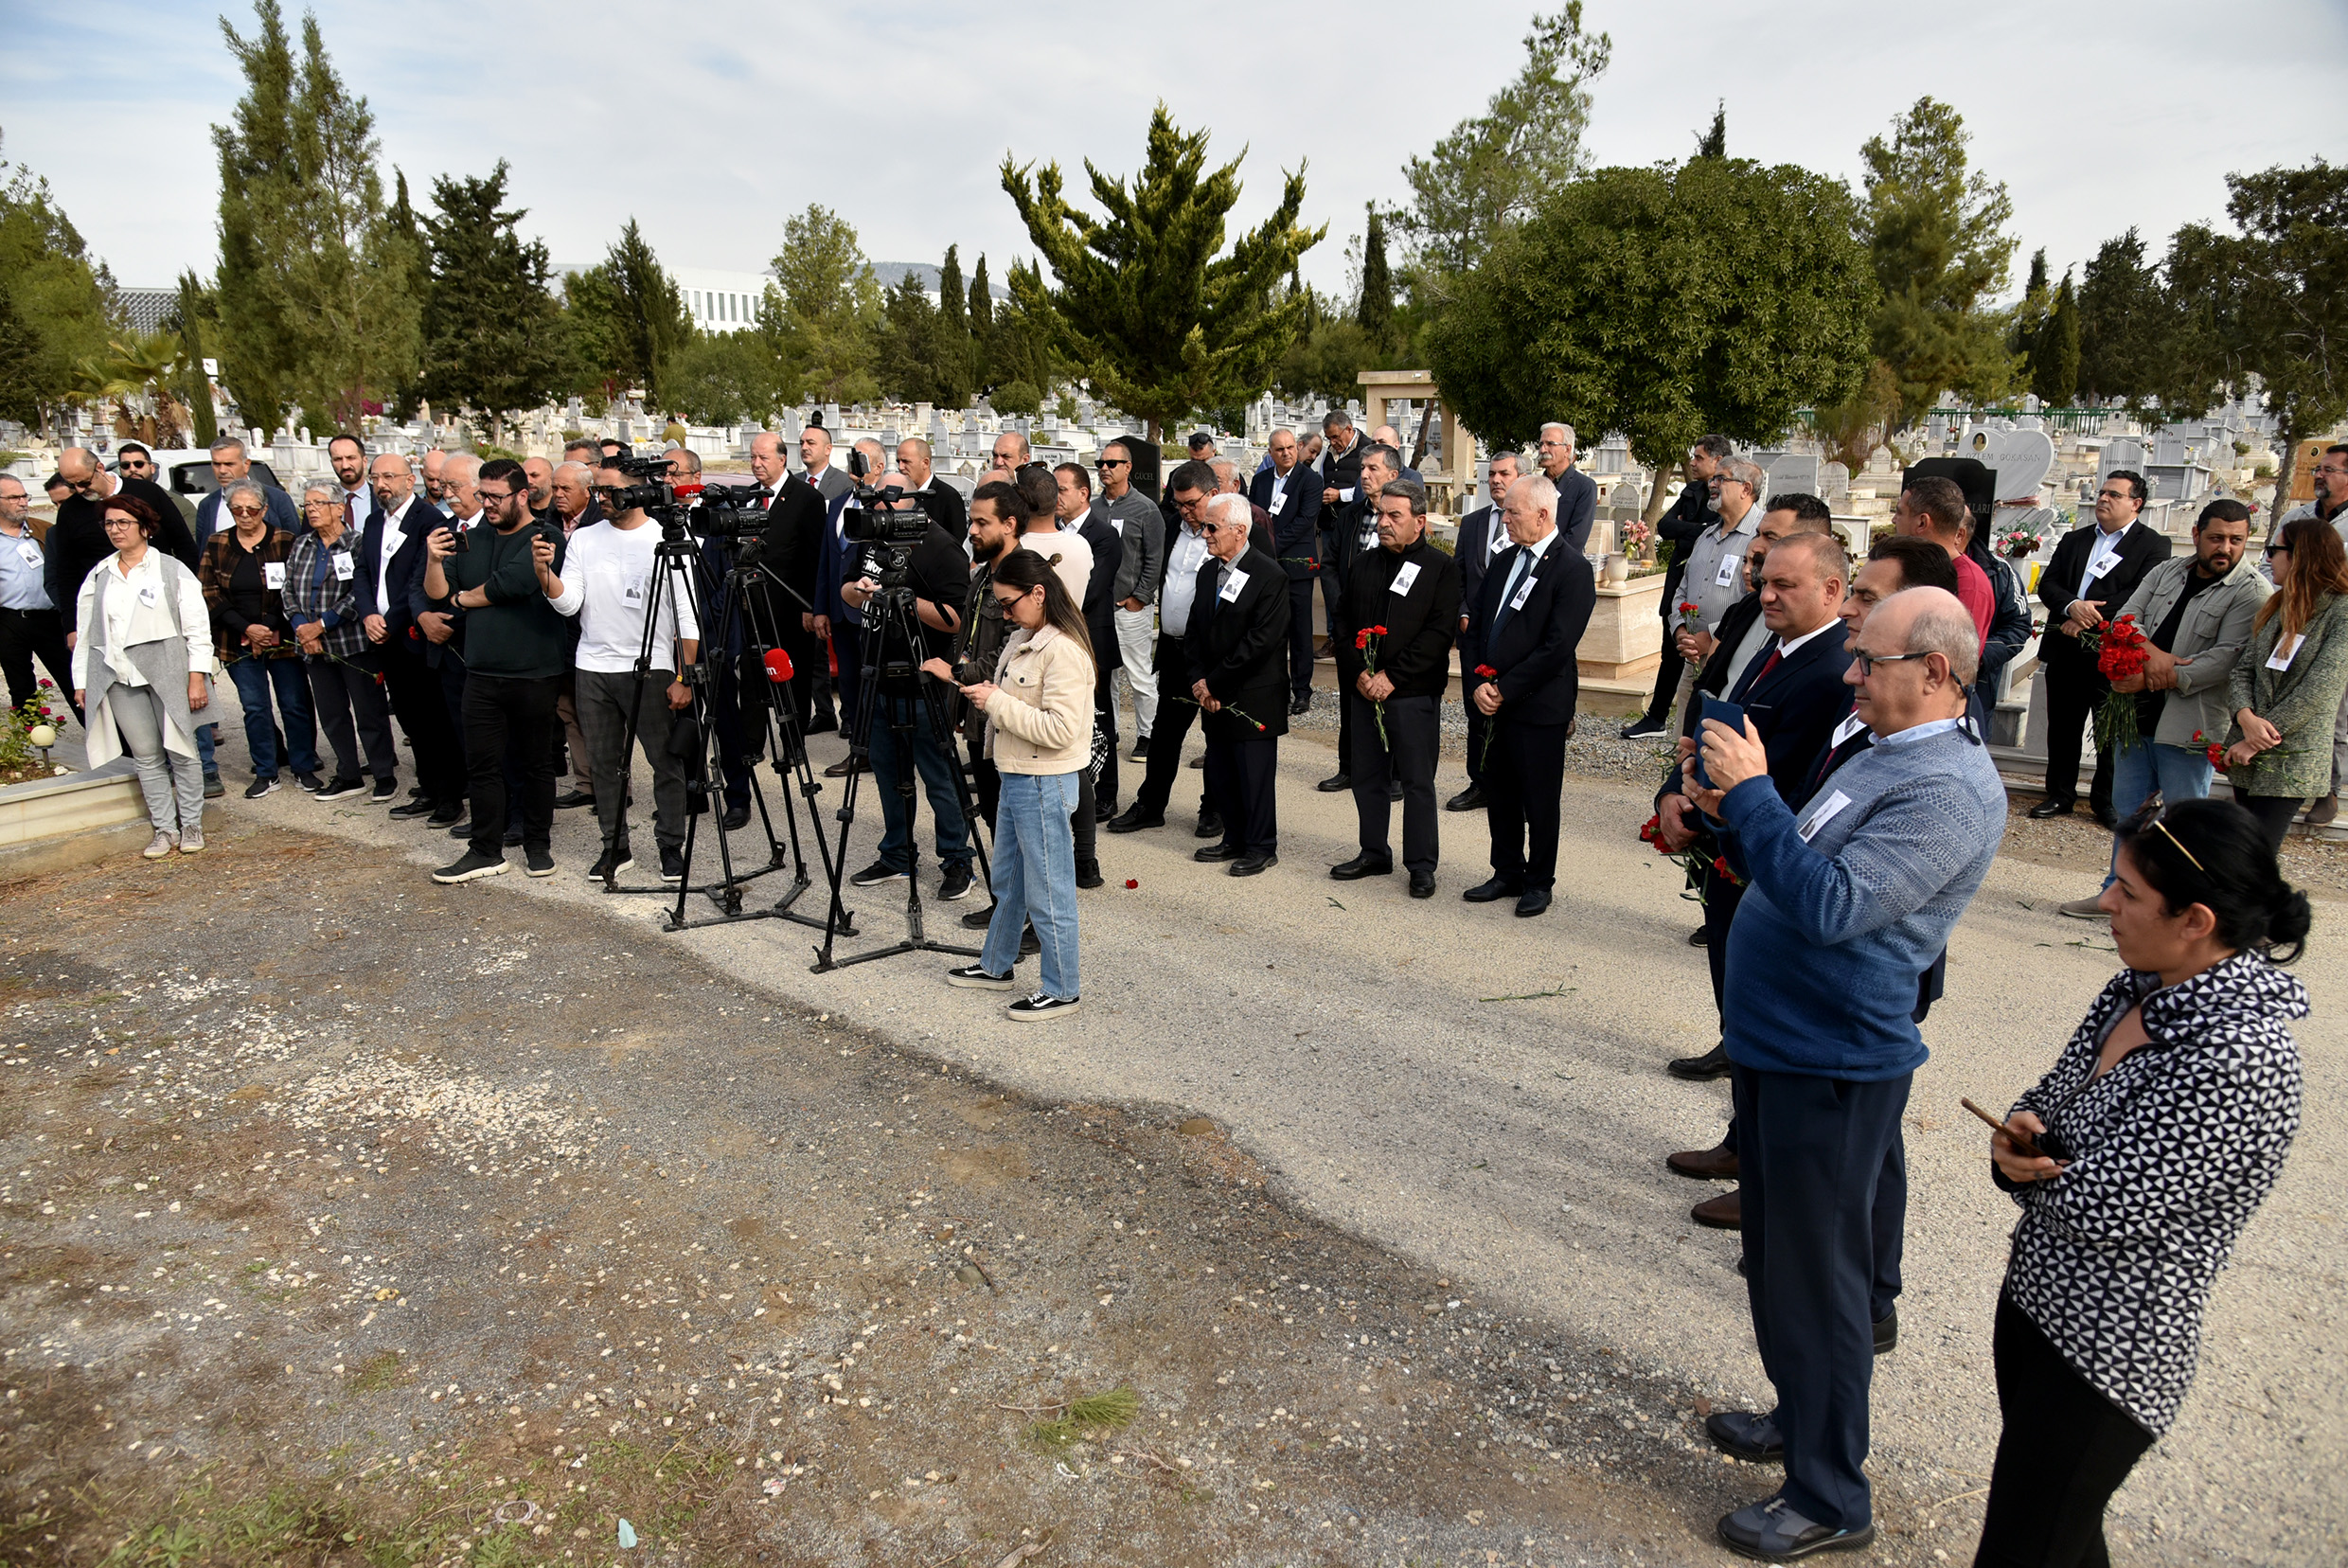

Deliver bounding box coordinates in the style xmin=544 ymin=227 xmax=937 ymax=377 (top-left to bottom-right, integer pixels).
xmin=936 ymin=243 xmax=970 ymax=406
xmin=210 ymin=0 xmax=301 ymax=429
xmin=417 ymin=162 xmax=563 ymax=444
xmin=1693 ymin=101 xmax=1726 ymax=158
xmin=1357 ymin=205 xmax=1396 ymax=348
xmin=967 ymin=253 xmax=993 ymax=389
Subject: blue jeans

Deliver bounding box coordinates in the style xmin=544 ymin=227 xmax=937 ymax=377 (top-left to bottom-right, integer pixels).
xmin=982 ymin=771 xmax=1079 ymax=998
xmin=225 ymin=654 xmax=319 ymax=778
xmin=2105 ymin=738 xmax=2213 ymax=885
xmin=866 ymin=688 xmax=971 ymax=872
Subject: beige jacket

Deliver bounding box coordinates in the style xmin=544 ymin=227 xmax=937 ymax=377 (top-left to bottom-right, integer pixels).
xmin=985 ymin=623 xmax=1096 ymax=775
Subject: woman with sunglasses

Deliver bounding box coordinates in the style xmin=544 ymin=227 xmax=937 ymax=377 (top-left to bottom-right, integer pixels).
xmin=926 ymin=546 xmax=1095 ymax=1022
xmin=1975 ymin=797 xmax=2305 ymax=1568
xmin=2219 ymin=516 xmax=2348 ymax=852
xmin=199 ymin=476 xmax=321 ymax=796
xmin=70 ymin=494 xmax=213 ymax=857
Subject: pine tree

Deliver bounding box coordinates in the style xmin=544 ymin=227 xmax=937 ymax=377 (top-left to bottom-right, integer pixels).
xmin=2076 ymin=228 xmax=2170 ymax=408
xmin=416 ymin=162 xmax=564 ymax=444
xmin=1694 ymin=101 xmax=1726 ymax=159
xmin=1357 ymin=205 xmax=1395 ymax=349
xmin=1002 ymin=103 xmax=1323 ymax=438
xmin=967 ymin=254 xmax=994 ymax=389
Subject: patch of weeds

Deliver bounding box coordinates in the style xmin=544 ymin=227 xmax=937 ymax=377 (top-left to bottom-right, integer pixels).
xmin=1030 ymin=1385 xmax=1140 ymax=1450
xmin=347 ymin=1351 xmax=406 ymax=1393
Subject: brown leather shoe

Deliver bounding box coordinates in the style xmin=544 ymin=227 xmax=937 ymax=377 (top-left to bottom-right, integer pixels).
xmin=1667 ymin=1140 xmax=1738 ymax=1181
xmin=1691 ymin=1188 xmax=1742 ymax=1229
xmin=2307 ymin=793 xmax=2339 ymax=827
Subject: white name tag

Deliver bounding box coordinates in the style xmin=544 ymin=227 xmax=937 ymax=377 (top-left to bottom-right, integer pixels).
xmin=331 ymin=554 xmax=354 ymax=581
xmin=1339 ymin=488 xmax=1356 ymax=503
xmin=2086 ymin=551 xmax=2117 ymax=581
xmin=1798 ymin=789 xmax=1854 ymax=843
xmin=1218 ymin=568 xmax=1249 ymax=603
xmin=2267 ymin=633 xmax=2303 ymax=671
xmin=1269 ymin=490 xmax=1288 ymax=515
xmin=1715 ymin=552 xmax=1743 ymax=588
xmin=16 ymin=542 xmax=41 ymax=567
xmin=623 ymin=579 xmax=646 ymax=602
xmin=263 ymin=561 xmax=287 ymax=590
xmin=1830 ymin=710 xmax=1868 ymax=747
xmin=137 ymin=584 xmax=159 ymax=607
xmin=1390 ymin=561 xmax=1421 ymax=595
xmin=1509 ymin=571 xmax=1538 ymax=612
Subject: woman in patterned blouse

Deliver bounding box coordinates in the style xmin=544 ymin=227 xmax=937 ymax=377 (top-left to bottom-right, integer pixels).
xmin=1976 ymin=796 xmax=2308 ymax=1567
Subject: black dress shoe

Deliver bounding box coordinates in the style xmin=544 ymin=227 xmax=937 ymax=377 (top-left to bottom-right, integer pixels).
xmin=1687 ymin=924 xmax=1709 ymax=947
xmin=1230 ymin=852 xmax=1277 ymax=876
xmin=1289 ymin=694 xmax=1311 ymax=716
xmin=720 ymin=803 xmax=752 ymax=831
xmin=962 ymin=904 xmax=997 ymax=930
xmin=1316 ymin=772 xmax=1351 ymax=793
xmin=2026 ymin=796 xmax=2074 ymax=819
xmin=1667 ymin=1140 xmax=1738 ymax=1180
xmin=1108 ymin=807 xmax=1165 ymax=833
xmin=1075 ymin=858 xmax=1104 ymax=889
xmin=388 ymin=798 xmax=438 ymax=820
xmin=1094 ymin=800 xmax=1117 ymax=824
xmin=1409 ymin=871 xmax=1435 ymax=899
xmin=1461 ymin=876 xmax=1523 ymax=903
xmin=554 ymin=789 xmax=595 ymax=810
xmin=805 ymin=712 xmax=837 ymax=735
xmin=1444 ymin=785 xmax=1485 ymax=811
xmin=1514 ymin=887 xmax=1552 ymax=918
xmin=1194 ymin=812 xmax=1222 ymax=839
xmin=2092 ymin=807 xmax=2120 ymax=831
xmin=1330 ymin=853 xmax=1393 ymax=881
xmin=1668 ymin=1042 xmax=1733 ymax=1080
xmin=1874 ymin=1307 xmax=1897 ymax=1355
xmin=1194 ymin=843 xmax=1242 ymax=863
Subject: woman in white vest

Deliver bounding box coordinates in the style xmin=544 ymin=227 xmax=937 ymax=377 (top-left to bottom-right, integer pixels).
xmin=71 ymin=493 xmax=214 ymax=857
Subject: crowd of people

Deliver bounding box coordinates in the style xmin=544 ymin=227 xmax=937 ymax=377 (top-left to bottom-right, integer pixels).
xmin=1 ymin=422 xmax=2323 ymax=1564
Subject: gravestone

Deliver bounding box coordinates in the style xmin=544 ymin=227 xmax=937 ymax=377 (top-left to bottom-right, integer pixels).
xmin=1761 ymin=453 xmax=1820 ymax=497
xmin=1820 ymin=462 xmax=1850 ymax=503
xmin=1605 ymin=479 xmax=1644 ymax=518
xmin=1963 ymin=426 xmax=2057 ymax=501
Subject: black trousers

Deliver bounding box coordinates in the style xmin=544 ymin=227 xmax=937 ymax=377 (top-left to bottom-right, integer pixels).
xmin=2041 ymin=658 xmax=2113 ymax=814
xmin=305 ymin=650 xmax=397 ymax=783
xmin=1091 ymin=653 xmax=1119 ymax=810
xmin=463 ymin=673 xmax=559 ymax=858
xmin=1972 ymin=1292 xmax=2155 ymax=1568
xmin=384 ymin=636 xmax=465 ymax=808
xmin=1458 ymin=642 xmax=1489 ymax=785
xmin=1286 ymin=576 xmax=1317 ymax=700
xmin=1702 ymin=864 xmax=1746 ymax=1012
xmin=1134 ymin=633 xmax=1210 ymax=821
xmin=0 ymin=605 xmax=77 ymax=721
xmin=1484 ymin=718 xmax=1568 ymax=888
xmin=1733 ymin=1062 xmax=1911 ymax=1533
xmin=1348 ymin=689 xmax=1438 ymax=872
xmin=712 ymin=650 xmax=766 ymax=810
xmin=2235 ymin=790 xmax=2304 ymax=856
xmin=966 ymin=736 xmax=1000 ymax=829
xmin=1204 ymin=734 xmax=1277 ymax=855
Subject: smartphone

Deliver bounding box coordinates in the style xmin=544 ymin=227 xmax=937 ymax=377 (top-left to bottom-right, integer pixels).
xmin=1690 ymin=696 xmax=1746 ymax=790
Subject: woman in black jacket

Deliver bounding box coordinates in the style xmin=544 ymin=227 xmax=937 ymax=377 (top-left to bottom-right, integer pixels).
xmin=1975 ymin=797 xmax=2308 ymax=1568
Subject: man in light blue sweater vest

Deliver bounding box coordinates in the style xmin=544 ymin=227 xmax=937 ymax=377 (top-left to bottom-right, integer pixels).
xmin=1686 ymin=587 xmax=2006 ymax=1560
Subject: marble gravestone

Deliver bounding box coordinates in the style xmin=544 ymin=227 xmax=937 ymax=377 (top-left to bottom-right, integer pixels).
xmin=1964 ymin=426 xmax=2057 ymax=502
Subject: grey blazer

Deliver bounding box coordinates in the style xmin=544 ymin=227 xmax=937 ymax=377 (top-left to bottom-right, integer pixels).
xmin=2118 ymin=555 xmax=2269 ymax=748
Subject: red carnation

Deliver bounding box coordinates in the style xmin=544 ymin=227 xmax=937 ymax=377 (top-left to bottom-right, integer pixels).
xmin=1124 ymin=879 xmax=1138 ymax=889
xmin=1474 ymin=664 xmax=1497 ymax=679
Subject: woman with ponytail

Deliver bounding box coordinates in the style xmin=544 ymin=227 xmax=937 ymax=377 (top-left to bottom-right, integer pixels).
xmin=1974 ymin=796 xmax=2308 ymax=1567
xmin=923 ymin=545 xmax=1095 ymax=1021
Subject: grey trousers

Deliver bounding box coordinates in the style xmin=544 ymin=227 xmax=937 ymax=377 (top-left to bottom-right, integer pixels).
xmin=575 ymin=668 xmax=688 ymax=852
xmin=110 ymin=684 xmax=205 ymax=834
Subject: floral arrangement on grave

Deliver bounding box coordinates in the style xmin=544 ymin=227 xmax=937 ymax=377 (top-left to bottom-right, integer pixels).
xmin=1617 ymin=518 xmax=1653 ymax=561
xmin=0 ymin=679 xmax=67 ymax=787
xmin=1996 ymin=517 xmax=2051 ymax=559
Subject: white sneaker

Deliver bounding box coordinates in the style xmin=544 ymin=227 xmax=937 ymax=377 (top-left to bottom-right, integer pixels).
xmin=178 ymin=829 xmax=205 ymax=854
xmin=143 ymin=830 xmax=178 ymax=860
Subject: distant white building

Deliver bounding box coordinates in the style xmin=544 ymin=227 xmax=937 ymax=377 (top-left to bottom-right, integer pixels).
xmin=672 ymin=268 xmax=771 ymax=334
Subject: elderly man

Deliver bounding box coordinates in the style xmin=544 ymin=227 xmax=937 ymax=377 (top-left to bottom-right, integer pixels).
xmin=0 ymin=472 xmax=77 ymax=722
xmin=1534 ymin=421 xmax=1599 ymax=556
xmin=1102 ymin=450 xmax=1167 ymax=774
xmin=990 ymin=429 xmax=1030 ymax=473
xmin=2030 ymin=470 xmax=2172 ymax=826
xmin=1110 ymin=466 xmax=1225 ymax=841
xmin=738 ymin=430 xmax=835 ymax=746
xmin=193 ymin=437 xmax=297 ymax=545
xmin=1248 ymin=428 xmax=1323 ymax=715
xmin=1688 ymin=587 xmax=2003 ymax=1560
xmin=358 ymin=452 xmax=466 ymax=827
xmin=47 ymin=448 xmax=196 ymax=632
xmin=420 ymin=447 xmax=450 ymax=504
xmin=1450 ymin=452 xmax=1522 ymax=808
xmin=1333 ymin=479 xmax=1463 ymax=898
xmin=549 ymin=462 xmax=600 ymax=536
xmin=414 ymin=452 xmax=487 ymax=833
xmin=1370 ymin=424 xmax=1423 ymax=486
xmin=1317 ymin=443 xmax=1402 ymax=793
xmin=895 ymin=437 xmax=967 ymax=542
xmin=1187 ymin=491 xmax=1290 ymax=875
xmin=561 ymin=437 xmax=602 ymax=470
xmin=1666 ymin=456 xmax=1768 ymax=728
xmin=1461 ymin=473 xmax=1596 ymax=917
xmin=1624 ymin=435 xmax=1735 ymax=740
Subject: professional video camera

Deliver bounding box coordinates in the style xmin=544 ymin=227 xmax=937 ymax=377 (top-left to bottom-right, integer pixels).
xmin=841 ymin=447 xmax=933 ymax=592
xmin=602 ymin=453 xmax=769 ymax=543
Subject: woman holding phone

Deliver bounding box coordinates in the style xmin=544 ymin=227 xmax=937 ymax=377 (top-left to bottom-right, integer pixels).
xmin=1975 ymin=797 xmax=2307 ymax=1567
xmin=922 ymin=546 xmax=1094 ymax=1022
xmin=2220 ymin=515 xmax=2348 ymax=852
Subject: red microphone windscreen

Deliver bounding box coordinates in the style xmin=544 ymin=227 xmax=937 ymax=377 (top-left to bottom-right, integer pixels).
xmin=763 ymin=648 xmax=794 ymax=685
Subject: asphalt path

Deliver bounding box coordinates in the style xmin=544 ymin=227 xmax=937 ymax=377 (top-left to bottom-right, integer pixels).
xmin=228 ymin=711 xmax=2344 ymax=1566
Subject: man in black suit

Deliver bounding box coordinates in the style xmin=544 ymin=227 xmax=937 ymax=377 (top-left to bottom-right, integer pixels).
xmin=1316 ymin=412 xmax=1365 ymax=677
xmin=2029 ymin=469 xmax=2172 ymax=825
xmin=357 ymin=452 xmax=467 ymax=827
xmin=895 ymin=436 xmax=967 ymax=543
xmin=1316 ymin=443 xmax=1401 ymax=793
xmin=1536 ymin=422 xmax=1600 ymax=556
xmin=738 ymin=432 xmax=831 ymax=743
xmin=1187 ymin=492 xmax=1290 ymax=875
xmin=1333 ymin=479 xmax=1463 ymax=898
xmin=46 ymin=447 xmax=201 ymax=626
xmin=1462 ymin=472 xmax=1597 ymax=917
xmin=1248 ymin=427 xmax=1323 ymax=716
xmin=1447 ymin=450 xmax=1521 ymax=811
xmin=1622 ymin=434 xmax=1734 ymax=740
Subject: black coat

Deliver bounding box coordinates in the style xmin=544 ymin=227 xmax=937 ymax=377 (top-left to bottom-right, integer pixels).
xmin=916 ymin=477 xmax=967 ymax=543
xmin=1078 ymin=513 xmax=1124 ymax=672
xmin=1455 ymin=504 xmax=1507 ymax=636
xmin=1250 ymin=464 xmax=1322 ymax=579
xmin=1183 ymin=544 xmax=1290 ymax=743
xmin=2037 ymin=521 xmax=2175 ymax=676
xmin=1719 ymin=625 xmax=1859 ymax=802
xmin=1464 ymin=537 xmax=1596 ymax=728
xmin=1323 ymin=498 xmax=1380 ymax=613
xmin=745 ymin=473 xmax=829 ymax=633
xmin=45 ymin=478 xmax=202 ymax=630
xmin=1551 ymin=466 xmax=1599 ymax=557
xmin=1338 ymin=537 xmax=1463 ymax=701
xmin=1679 ymin=591 xmax=1768 ymax=740
xmin=358 ymin=496 xmax=447 ymax=636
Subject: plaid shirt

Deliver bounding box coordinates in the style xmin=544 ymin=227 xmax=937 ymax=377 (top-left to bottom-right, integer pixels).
xmin=282 ymin=532 xmax=368 ymax=660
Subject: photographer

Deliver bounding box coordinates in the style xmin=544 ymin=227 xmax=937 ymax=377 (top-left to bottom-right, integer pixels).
xmin=840 ymin=472 xmax=978 ymax=903
xmin=543 ymin=460 xmax=702 ymax=884
xmin=422 ymin=457 xmax=569 ymax=883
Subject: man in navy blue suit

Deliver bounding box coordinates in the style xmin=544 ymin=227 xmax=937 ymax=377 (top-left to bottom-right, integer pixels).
xmin=1248 ymin=427 xmax=1322 ymax=715
xmin=356 ymin=451 xmax=467 ymax=827
xmin=1535 ymin=422 xmax=1600 ymax=556
xmin=1446 ymin=450 xmax=1521 ymax=811
xmin=1460 ymin=472 xmax=1596 ymax=918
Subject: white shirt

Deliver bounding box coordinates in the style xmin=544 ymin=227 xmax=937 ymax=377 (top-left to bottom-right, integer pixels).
xmin=545 ymin=521 xmax=702 ymax=674
xmin=1494 ymin=526 xmax=1559 ymax=611
xmin=1020 ymin=526 xmax=1092 ymax=608
xmin=2079 ymin=520 xmax=2135 ymax=601
xmin=73 ymin=550 xmax=208 ymax=690
xmin=373 ymin=492 xmax=417 ymax=616
xmin=1160 ymin=523 xmax=1212 ymax=636
xmin=1876 ymin=716 xmax=1964 ymax=747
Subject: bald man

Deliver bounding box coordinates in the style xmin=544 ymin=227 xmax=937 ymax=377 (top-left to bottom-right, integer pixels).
xmin=895 ymin=437 xmax=968 ymax=543
xmin=46 ymin=447 xmax=200 ymax=636
xmin=420 ymin=447 xmax=449 ymax=504
xmin=523 ymin=457 xmax=556 ymax=523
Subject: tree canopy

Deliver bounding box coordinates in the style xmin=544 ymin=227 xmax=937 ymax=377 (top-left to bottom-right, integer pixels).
xmin=415 ymin=161 xmax=563 ymax=439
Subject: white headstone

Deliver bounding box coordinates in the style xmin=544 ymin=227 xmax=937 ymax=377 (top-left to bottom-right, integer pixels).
xmin=1963 ymin=427 xmax=2057 ymax=501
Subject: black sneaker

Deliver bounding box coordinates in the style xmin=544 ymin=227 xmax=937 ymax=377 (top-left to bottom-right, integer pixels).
xmin=1007 ymin=991 xmax=1080 ymax=1022
xmin=849 ymin=860 xmax=908 ymax=887
xmin=315 ymin=776 xmax=367 ymax=801
xmin=961 ymin=903 xmax=998 ymax=931
xmin=369 ymin=777 xmax=400 ymax=802
xmin=444 ymin=817 xmax=473 ymax=838
xmin=946 ymin=964 xmax=1018 ymax=990
xmin=1619 ymin=714 xmax=1670 ymax=741
xmin=294 ymin=771 xmax=325 ymax=793
xmin=587 ymin=846 xmax=634 ymax=881
xmin=431 ymin=850 xmax=508 ymax=884
xmin=525 ymin=846 xmax=557 ymax=877
xmin=660 ymin=847 xmax=685 ymax=885
xmin=939 ymin=864 xmax=975 ymax=901
xmin=203 ymin=773 xmax=226 ymax=799
xmin=243 ymin=775 xmax=280 ymax=800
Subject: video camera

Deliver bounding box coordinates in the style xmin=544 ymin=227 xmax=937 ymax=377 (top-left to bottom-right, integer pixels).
xmin=602 ymin=452 xmax=772 ymax=559
xmin=842 ymin=447 xmax=934 ymax=593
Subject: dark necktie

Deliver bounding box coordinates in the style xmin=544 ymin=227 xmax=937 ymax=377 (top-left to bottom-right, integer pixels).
xmin=1489 ymin=551 xmax=1532 ymax=640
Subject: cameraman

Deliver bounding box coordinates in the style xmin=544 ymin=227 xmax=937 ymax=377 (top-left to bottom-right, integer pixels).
xmin=840 ymin=472 xmax=978 ymax=903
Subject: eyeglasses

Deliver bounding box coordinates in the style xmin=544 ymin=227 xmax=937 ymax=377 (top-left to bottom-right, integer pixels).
xmin=1851 ymin=649 xmax=1930 ymax=676
xmin=2096 ymin=489 xmax=2132 ymax=501
xmin=477 ymin=487 xmax=517 ymax=503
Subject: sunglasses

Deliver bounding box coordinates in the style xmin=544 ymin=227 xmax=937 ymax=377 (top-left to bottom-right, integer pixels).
xmin=1852 ymin=649 xmax=1930 ymax=676
xmin=227 ymin=505 xmax=266 ymax=518
xmin=1095 ymin=458 xmax=1128 ymax=469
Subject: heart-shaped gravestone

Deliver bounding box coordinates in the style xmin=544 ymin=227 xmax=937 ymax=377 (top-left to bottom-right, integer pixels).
xmin=1962 ymin=425 xmax=2056 ymax=501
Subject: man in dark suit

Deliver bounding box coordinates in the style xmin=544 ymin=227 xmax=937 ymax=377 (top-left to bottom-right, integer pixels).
xmin=1462 ymin=472 xmax=1597 ymax=917
xmin=357 ymin=452 xmax=467 ymax=827
xmin=1316 ymin=443 xmax=1401 ymax=793
xmin=1623 ymin=435 xmax=1734 ymax=740
xmin=796 ymin=425 xmax=854 ymax=508
xmin=1447 ymin=451 xmax=1521 ymax=811
xmin=2030 ymin=469 xmax=2172 ymax=825
xmin=895 ymin=436 xmax=967 ymax=543
xmin=191 ymin=437 xmax=299 ymax=546
xmin=1251 ymin=427 xmax=1323 ymax=716
xmin=1333 ymin=479 xmax=1463 ymax=898
xmin=1186 ymin=492 xmax=1290 ymax=875
xmin=738 ymin=432 xmax=831 ymax=741
xmin=1316 ymin=412 xmax=1365 ymax=676
xmin=1536 ymin=422 xmax=1600 ymax=556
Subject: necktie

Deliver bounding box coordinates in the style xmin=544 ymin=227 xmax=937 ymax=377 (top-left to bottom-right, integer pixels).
xmin=1752 ymin=647 xmax=1783 ymax=687
xmin=1490 ymin=551 xmax=1533 ymax=639
xmin=755 ymin=488 xmax=772 ymax=510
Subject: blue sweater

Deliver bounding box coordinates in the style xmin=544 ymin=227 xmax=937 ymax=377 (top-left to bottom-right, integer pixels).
xmin=1717 ymin=722 xmax=2006 ymax=1079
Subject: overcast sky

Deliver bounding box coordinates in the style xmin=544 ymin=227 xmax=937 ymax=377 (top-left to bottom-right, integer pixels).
xmin=9 ymin=0 xmax=2344 ymax=307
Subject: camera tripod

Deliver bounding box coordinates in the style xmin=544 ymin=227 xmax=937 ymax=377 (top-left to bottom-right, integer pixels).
xmin=593 ymin=524 xmax=839 ymax=935
xmin=811 ymin=579 xmax=992 ymax=971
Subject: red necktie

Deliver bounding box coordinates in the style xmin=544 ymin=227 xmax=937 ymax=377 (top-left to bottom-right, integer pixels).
xmin=1753 ymin=647 xmax=1783 ymax=686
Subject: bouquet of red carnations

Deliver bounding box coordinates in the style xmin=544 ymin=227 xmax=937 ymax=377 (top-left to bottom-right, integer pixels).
xmin=2088 ymin=614 xmax=2150 ymax=753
